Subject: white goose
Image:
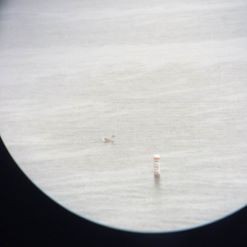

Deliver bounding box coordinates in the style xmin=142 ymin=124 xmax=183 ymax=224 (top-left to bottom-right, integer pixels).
xmin=102 ymin=135 xmax=115 ymax=144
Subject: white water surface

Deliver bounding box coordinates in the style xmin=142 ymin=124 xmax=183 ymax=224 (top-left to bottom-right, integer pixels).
xmin=0 ymin=0 xmax=247 ymax=232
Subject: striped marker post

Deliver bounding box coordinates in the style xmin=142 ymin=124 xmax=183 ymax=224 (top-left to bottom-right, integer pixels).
xmin=153 ymin=154 xmax=161 ymax=178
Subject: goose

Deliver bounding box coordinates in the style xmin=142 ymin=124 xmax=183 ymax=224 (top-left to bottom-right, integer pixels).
xmin=102 ymin=135 xmax=115 ymax=143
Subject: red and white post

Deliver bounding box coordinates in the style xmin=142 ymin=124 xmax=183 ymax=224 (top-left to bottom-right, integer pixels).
xmin=153 ymin=154 xmax=161 ymax=178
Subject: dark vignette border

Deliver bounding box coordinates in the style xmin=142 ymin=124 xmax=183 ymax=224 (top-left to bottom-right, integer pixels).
xmin=0 ymin=136 xmax=246 ymax=247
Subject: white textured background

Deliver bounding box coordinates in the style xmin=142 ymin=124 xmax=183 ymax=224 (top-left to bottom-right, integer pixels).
xmin=0 ymin=0 xmax=247 ymax=232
